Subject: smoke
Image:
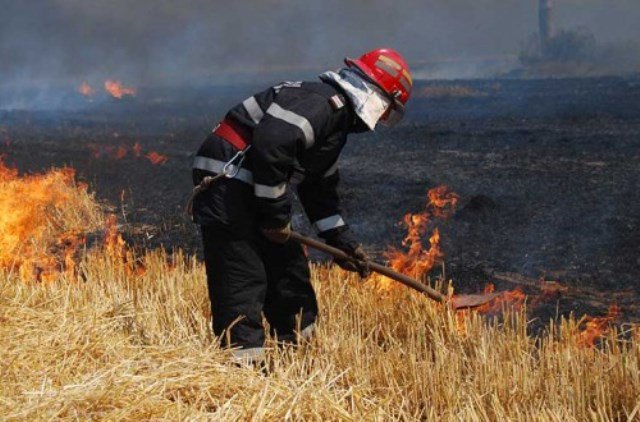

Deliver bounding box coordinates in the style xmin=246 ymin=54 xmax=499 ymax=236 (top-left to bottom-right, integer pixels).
xmin=1 ymin=0 xmax=639 ymax=92
xmin=518 ymin=34 xmax=640 ymax=78
xmin=516 ymin=0 xmax=640 ymax=79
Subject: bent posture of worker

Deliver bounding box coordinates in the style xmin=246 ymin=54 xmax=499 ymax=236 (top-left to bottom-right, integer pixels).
xmin=191 ymin=48 xmax=413 ymax=361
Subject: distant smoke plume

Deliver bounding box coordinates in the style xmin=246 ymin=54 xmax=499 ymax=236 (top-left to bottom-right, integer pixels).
xmin=538 ymin=0 xmax=554 ymax=55
xmin=509 ymin=0 xmax=640 ymax=78
xmin=0 ymin=0 xmax=639 ymax=100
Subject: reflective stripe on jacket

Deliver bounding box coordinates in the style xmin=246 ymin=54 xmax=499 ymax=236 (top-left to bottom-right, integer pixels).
xmin=192 ymin=80 xmax=354 ymax=237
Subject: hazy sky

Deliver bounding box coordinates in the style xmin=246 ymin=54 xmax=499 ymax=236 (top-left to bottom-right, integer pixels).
xmin=1 ymin=0 xmax=639 ymax=86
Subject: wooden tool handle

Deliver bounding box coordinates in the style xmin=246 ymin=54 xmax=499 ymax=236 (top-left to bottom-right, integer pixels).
xmin=289 ymin=231 xmax=447 ymax=303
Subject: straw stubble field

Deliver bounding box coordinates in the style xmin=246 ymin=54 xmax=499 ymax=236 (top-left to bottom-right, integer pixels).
xmin=2 ymin=255 xmax=640 ymax=419
xmin=1 ymin=163 xmax=640 ymax=420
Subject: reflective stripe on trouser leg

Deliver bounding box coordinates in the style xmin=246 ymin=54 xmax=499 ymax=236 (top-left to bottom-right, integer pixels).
xmin=231 ymin=347 xmax=265 ymax=363
xmin=299 ymin=323 xmax=315 ymax=340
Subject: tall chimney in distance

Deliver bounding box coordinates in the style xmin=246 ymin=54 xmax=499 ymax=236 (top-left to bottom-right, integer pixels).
xmin=539 ymin=0 xmax=553 ymax=55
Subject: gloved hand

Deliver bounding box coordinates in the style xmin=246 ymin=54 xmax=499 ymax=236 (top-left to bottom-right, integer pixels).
xmin=334 ymin=244 xmax=371 ymax=278
xmin=324 ymin=228 xmax=371 ymax=278
xmin=261 ymin=223 xmax=292 ymax=244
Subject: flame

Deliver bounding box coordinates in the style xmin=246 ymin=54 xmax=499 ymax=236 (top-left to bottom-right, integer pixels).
xmin=475 ymin=283 xmax=526 ymax=314
xmin=577 ymin=305 xmax=621 ymax=347
xmin=104 ymin=80 xmax=136 ymax=99
xmin=0 ymin=159 xmax=91 ymax=282
xmin=104 ymin=214 xmax=127 ymax=259
xmin=103 ymin=214 xmax=146 ymax=276
xmin=78 ymin=82 xmax=94 ymax=97
xmin=115 ymin=146 xmax=128 ymax=160
xmin=145 ymin=151 xmax=168 ymax=165
xmin=88 ymin=143 xmax=168 ymax=165
xmin=0 ymin=158 xmax=148 ymax=281
xmin=454 ymin=283 xmax=526 ymax=335
xmin=374 ymin=185 xmax=459 ymax=290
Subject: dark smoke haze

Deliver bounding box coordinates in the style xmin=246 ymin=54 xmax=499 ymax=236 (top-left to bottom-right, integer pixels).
xmin=1 ymin=0 xmax=640 ymax=89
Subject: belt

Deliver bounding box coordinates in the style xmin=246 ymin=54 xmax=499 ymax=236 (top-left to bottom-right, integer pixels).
xmin=213 ymin=118 xmax=251 ymax=150
xmin=188 ymin=119 xmax=252 ymax=217
xmin=192 ymin=156 xmax=254 ymax=185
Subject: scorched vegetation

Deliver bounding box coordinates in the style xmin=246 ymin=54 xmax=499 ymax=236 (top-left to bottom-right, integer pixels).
xmin=1 ymin=161 xmax=639 ymax=420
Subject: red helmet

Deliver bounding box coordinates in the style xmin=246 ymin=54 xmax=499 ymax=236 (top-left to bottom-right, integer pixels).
xmin=344 ymin=48 xmax=413 ymax=108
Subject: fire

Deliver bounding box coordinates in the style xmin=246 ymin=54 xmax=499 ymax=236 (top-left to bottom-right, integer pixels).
xmin=374 ymin=185 xmax=459 ymax=289
xmin=475 ymin=283 xmax=526 ymax=314
xmin=146 ymin=151 xmax=168 ymax=165
xmin=78 ymin=82 xmax=94 ymax=97
xmin=0 ymin=159 xmax=99 ymax=282
xmin=89 ymin=143 xmax=168 ymax=165
xmin=115 ymin=146 xmax=128 ymax=160
xmin=104 ymin=214 xmax=127 ymax=258
xmin=104 ymin=80 xmax=136 ymax=99
xmin=577 ymin=305 xmax=621 ymax=347
xmin=0 ymin=157 xmax=148 ymax=282
xmin=103 ymin=214 xmax=146 ymax=277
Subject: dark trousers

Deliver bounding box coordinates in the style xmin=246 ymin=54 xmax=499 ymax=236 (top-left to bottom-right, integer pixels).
xmin=201 ymin=224 xmax=318 ymax=349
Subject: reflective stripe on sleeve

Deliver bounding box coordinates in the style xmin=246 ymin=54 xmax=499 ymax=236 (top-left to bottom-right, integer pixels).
xmin=313 ymin=214 xmax=346 ymax=232
xmin=254 ymin=182 xmax=287 ymax=199
xmin=266 ymin=103 xmax=315 ymax=148
xmin=242 ymin=96 xmax=264 ymax=124
xmin=192 ymin=156 xmax=254 ymax=185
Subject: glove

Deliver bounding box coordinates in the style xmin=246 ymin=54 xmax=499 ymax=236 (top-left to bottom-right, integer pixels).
xmin=324 ymin=228 xmax=371 ymax=278
xmin=334 ymin=244 xmax=371 ymax=278
xmin=261 ymin=223 xmax=291 ymax=244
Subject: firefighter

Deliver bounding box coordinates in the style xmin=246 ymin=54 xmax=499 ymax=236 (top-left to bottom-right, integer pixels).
xmin=191 ymin=48 xmax=412 ymax=362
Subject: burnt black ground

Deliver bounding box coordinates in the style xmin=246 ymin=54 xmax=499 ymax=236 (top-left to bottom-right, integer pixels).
xmin=1 ymin=76 xmax=639 ymax=323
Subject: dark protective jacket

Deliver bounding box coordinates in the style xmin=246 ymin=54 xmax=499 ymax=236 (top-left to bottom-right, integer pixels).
xmin=192 ymin=80 xmax=362 ymax=241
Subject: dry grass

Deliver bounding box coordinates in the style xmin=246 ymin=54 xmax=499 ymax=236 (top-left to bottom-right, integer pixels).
xmin=1 ymin=252 xmax=640 ymax=420
xmin=2 ymin=163 xmax=640 ymax=420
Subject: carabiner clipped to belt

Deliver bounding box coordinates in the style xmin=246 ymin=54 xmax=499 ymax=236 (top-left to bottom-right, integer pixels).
xmin=186 ymin=145 xmax=252 ymax=218
xmin=222 ymin=145 xmax=251 ymax=178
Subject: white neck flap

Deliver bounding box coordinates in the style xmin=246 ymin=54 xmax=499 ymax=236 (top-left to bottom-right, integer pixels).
xmin=319 ymin=68 xmax=390 ymax=131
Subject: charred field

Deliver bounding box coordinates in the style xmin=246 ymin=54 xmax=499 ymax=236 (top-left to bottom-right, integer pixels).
xmin=1 ymin=75 xmax=639 ymax=323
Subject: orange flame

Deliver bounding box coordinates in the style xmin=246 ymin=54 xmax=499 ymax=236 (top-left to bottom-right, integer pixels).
xmin=0 ymin=159 xmax=87 ymax=282
xmin=115 ymin=146 xmax=128 ymax=160
xmin=88 ymin=143 xmax=168 ymax=165
xmin=374 ymin=185 xmax=459 ymax=290
xmin=455 ymin=283 xmax=526 ymax=335
xmin=78 ymin=82 xmax=94 ymax=97
xmin=475 ymin=283 xmax=526 ymax=314
xmin=103 ymin=214 xmax=147 ymax=276
xmin=577 ymin=305 xmax=621 ymax=347
xmin=104 ymin=80 xmax=136 ymax=99
xmin=145 ymin=151 xmax=168 ymax=165
xmin=104 ymin=214 xmax=127 ymax=259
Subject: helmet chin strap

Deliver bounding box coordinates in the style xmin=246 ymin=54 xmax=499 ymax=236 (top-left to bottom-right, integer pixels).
xmin=319 ymin=68 xmax=391 ymax=131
